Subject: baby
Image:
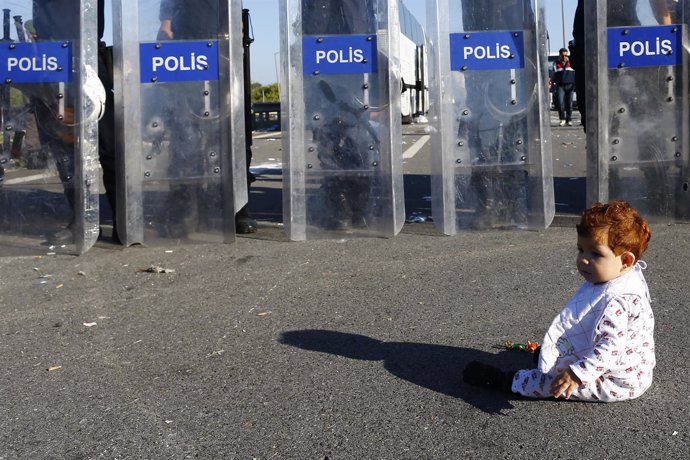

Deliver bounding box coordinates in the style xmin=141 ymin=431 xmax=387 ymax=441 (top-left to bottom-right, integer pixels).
xmin=464 ymin=200 xmax=655 ymax=402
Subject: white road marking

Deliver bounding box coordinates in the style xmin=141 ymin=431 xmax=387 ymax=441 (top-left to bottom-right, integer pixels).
xmin=402 ymin=135 xmax=430 ymax=159
xmin=253 ymin=132 xmax=281 ymax=139
xmin=3 ymin=172 xmax=57 ymax=185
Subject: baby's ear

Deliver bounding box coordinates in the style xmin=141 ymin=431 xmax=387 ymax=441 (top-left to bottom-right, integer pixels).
xmin=621 ymin=252 xmax=636 ymax=269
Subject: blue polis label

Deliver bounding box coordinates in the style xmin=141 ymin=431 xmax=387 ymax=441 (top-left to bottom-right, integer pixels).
xmin=2 ymin=42 xmax=72 ymax=83
xmin=608 ymin=25 xmax=682 ymax=69
xmin=450 ymin=31 xmax=524 ymax=71
xmin=140 ymin=40 xmax=219 ymax=83
xmin=303 ymin=35 xmax=377 ymax=76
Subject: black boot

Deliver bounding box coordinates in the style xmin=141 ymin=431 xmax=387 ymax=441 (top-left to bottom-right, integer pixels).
xmin=349 ymin=175 xmax=371 ymax=228
xmin=235 ymin=204 xmax=257 ymax=234
xmin=463 ymin=361 xmax=515 ymax=393
xmin=324 ymin=184 xmax=351 ymax=230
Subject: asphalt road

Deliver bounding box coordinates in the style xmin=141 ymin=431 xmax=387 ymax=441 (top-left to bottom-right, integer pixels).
xmin=2 ymin=114 xmax=689 ymax=458
xmin=1 ymin=218 xmax=689 ymax=458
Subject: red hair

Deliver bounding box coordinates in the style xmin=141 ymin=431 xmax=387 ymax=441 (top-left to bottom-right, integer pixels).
xmin=576 ymin=200 xmax=651 ymax=259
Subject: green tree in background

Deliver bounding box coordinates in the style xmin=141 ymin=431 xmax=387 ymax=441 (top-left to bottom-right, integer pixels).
xmin=251 ymin=82 xmax=280 ymax=104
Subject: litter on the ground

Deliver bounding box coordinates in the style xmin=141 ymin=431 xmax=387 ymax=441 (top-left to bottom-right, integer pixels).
xmin=406 ymin=212 xmax=433 ymax=223
xmin=139 ymin=265 xmax=175 ymax=273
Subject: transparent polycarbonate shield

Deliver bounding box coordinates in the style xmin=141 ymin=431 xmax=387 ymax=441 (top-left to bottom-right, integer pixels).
xmin=0 ymin=0 xmax=100 ymax=255
xmin=428 ymin=0 xmax=554 ymax=234
xmin=113 ymin=0 xmax=247 ymax=246
xmin=585 ymin=0 xmax=689 ymax=222
xmin=280 ymin=0 xmax=404 ymax=241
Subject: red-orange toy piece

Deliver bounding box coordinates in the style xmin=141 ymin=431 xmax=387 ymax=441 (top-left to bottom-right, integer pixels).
xmin=504 ymin=340 xmax=539 ymax=353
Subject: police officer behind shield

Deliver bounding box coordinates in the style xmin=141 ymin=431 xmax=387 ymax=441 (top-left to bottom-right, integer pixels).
xmin=571 ymin=0 xmax=673 ymax=132
xmin=158 ymin=0 xmax=257 ymax=235
xmin=573 ymin=0 xmax=681 ymax=218
xmin=31 ymin=0 xmax=118 ymax=243
xmin=302 ymin=0 xmax=378 ymax=231
xmin=458 ymin=0 xmax=534 ymax=229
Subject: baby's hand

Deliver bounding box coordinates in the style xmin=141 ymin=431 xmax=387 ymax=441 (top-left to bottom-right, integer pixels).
xmin=550 ymin=368 xmax=582 ymax=400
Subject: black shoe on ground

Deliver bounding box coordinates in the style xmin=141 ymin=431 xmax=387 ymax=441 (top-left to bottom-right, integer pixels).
xmin=236 ymin=215 xmax=257 ymax=234
xmin=48 ymin=227 xmax=74 ymax=245
xmin=463 ymin=361 xmax=515 ymax=393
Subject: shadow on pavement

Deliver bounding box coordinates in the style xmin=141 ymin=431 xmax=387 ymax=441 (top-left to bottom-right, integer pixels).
xmin=280 ymin=329 xmax=538 ymax=415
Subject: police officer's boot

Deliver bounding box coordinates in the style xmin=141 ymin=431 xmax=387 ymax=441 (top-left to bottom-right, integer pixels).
xmin=324 ymin=182 xmax=351 ymax=230
xmin=349 ymin=176 xmax=371 ymax=228
xmin=236 ymin=204 xmax=257 ymax=234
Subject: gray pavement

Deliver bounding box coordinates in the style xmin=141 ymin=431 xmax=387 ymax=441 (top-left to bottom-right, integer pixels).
xmin=3 ymin=116 xmax=689 ymax=458
xmin=1 ymin=217 xmax=689 ymax=458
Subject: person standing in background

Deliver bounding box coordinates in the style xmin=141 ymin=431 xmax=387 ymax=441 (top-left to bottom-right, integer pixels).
xmin=552 ymin=47 xmax=575 ymax=127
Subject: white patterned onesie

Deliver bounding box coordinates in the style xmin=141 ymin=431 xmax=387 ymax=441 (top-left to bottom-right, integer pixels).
xmin=512 ymin=262 xmax=655 ymax=402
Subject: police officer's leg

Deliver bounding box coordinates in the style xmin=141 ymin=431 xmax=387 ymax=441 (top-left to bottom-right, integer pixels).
xmin=51 ymin=140 xmax=76 ymax=220
xmin=173 ymin=135 xmax=202 ymax=238
xmin=349 ymin=173 xmax=371 ymax=227
xmin=33 ymin=100 xmax=76 ymax=242
xmin=158 ymin=108 xmax=202 ymax=238
xmin=627 ymin=69 xmax=669 ymax=211
xmin=323 ymin=175 xmax=351 ymax=230
xmin=97 ymin=42 xmax=120 ymax=243
xmin=470 ymin=168 xmax=496 ymax=229
xmin=571 ymin=1 xmax=586 ymax=130
xmin=235 ymin=145 xmax=257 ymax=233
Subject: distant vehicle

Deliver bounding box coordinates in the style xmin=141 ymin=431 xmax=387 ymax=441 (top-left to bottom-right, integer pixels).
xmin=399 ymin=3 xmax=428 ymax=123
xmin=252 ymin=102 xmax=281 ymax=131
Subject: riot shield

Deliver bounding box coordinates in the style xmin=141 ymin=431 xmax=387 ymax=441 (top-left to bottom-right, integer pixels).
xmin=280 ymin=0 xmax=405 ymax=241
xmin=428 ymin=0 xmax=554 ymax=234
xmin=585 ymin=0 xmax=689 ymax=222
xmin=112 ymin=0 xmax=247 ymax=246
xmin=0 ymin=1 xmax=101 ymax=255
